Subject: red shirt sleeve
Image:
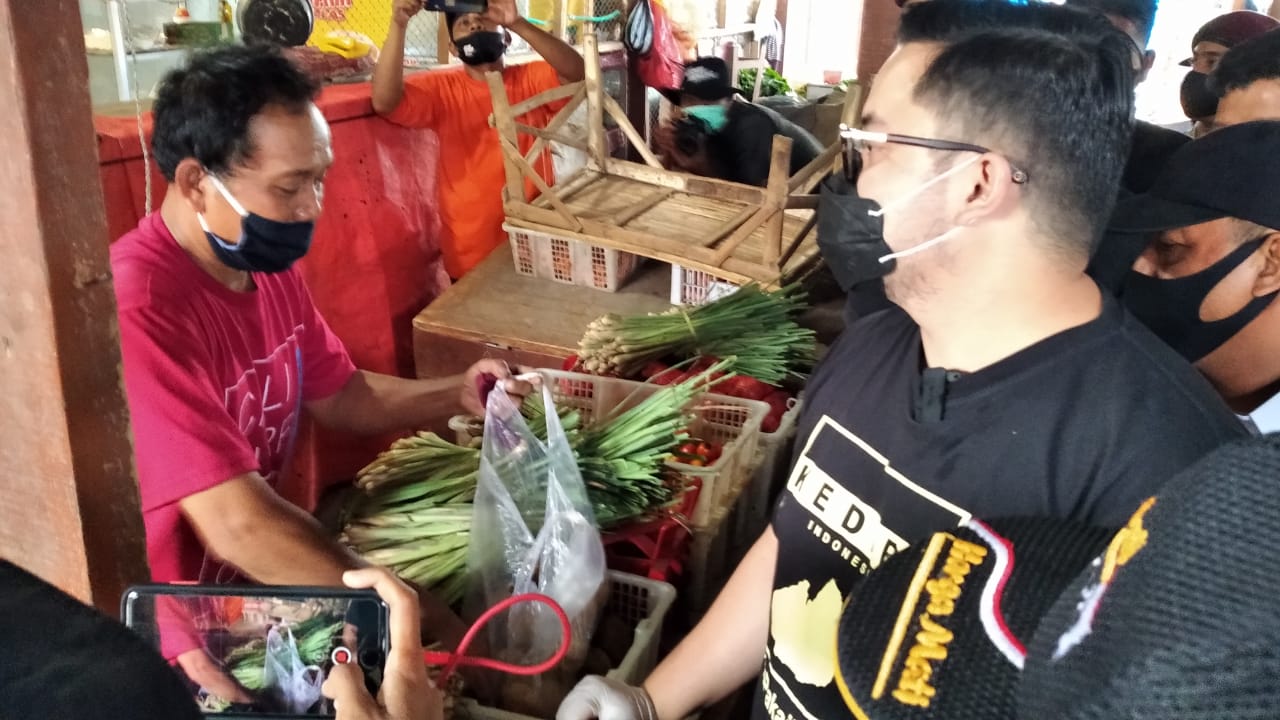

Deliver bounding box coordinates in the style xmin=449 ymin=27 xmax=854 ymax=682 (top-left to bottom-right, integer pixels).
xmin=118 ymin=302 xmax=261 ymax=512
xmin=383 ymin=70 xmax=442 ymax=128
xmin=297 ymin=281 xmax=356 ymax=402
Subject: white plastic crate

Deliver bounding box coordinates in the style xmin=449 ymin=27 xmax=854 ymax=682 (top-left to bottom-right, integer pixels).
xmin=537 ymin=369 xmax=768 ymax=528
xmin=669 ymin=264 xmax=743 ymax=306
xmin=739 ymin=398 xmax=804 ymax=546
xmin=683 ymin=476 xmax=761 ymax=617
xmin=454 ymin=571 xmax=676 ymax=720
xmin=506 ymin=223 xmax=641 ymax=292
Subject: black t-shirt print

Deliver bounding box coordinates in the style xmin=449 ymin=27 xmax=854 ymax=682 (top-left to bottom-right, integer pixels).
xmin=753 ymin=295 xmax=1246 ymax=720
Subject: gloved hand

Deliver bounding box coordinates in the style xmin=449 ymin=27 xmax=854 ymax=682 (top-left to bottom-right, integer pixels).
xmin=556 ymin=676 xmax=658 ymax=720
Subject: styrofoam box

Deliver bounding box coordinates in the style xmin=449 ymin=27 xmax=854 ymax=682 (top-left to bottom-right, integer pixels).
xmin=454 ymin=571 xmax=676 ymax=720
xmin=506 ymin=223 xmax=641 ymax=292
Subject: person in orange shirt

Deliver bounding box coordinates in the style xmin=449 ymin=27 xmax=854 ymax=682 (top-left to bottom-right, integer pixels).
xmin=373 ymin=0 xmax=586 ymax=279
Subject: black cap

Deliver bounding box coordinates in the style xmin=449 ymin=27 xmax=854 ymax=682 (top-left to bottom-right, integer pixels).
xmin=835 ymin=517 xmax=1115 ymax=720
xmin=0 ymin=561 xmax=201 ymax=719
xmin=1020 ymin=433 xmax=1280 ymax=719
xmin=668 ymin=57 xmax=739 ymax=104
xmin=1109 ymin=120 xmax=1280 ymax=233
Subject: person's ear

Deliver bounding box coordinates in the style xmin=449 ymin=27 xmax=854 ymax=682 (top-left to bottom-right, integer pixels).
xmin=503 ymin=28 xmax=512 ymax=46
xmin=1252 ymin=231 xmax=1280 ymax=297
xmin=953 ymin=154 xmax=1020 ymax=226
xmin=173 ymin=159 xmax=209 ymax=215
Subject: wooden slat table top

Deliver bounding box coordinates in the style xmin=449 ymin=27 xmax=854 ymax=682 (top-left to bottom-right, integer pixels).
xmin=413 ymin=246 xmax=674 ymax=359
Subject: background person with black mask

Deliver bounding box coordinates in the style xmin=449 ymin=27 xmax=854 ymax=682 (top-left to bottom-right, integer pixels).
xmin=1116 ymin=121 xmax=1280 ymax=432
xmin=1177 ymin=10 xmax=1278 ymax=136
xmin=653 ymin=57 xmax=824 ymax=188
xmin=557 ymin=8 xmax=1245 ymax=720
xmin=372 ymin=0 xmax=585 ymax=279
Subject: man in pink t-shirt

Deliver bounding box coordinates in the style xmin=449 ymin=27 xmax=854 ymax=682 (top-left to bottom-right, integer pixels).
xmin=113 ymin=46 xmax=525 ymax=693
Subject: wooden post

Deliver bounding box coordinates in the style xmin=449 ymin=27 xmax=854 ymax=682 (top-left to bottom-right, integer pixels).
xmin=554 ymin=0 xmax=569 ymax=40
xmin=583 ymin=32 xmax=609 ymax=170
xmin=437 ymin=14 xmax=452 ymax=65
xmin=762 ymin=135 xmax=792 ymax=266
xmin=486 ymin=71 xmax=528 ymax=205
xmin=857 ymin=0 xmax=900 ymax=81
xmin=0 ymin=0 xmax=149 ymax=612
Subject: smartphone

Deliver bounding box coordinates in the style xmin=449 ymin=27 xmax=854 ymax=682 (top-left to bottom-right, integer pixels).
xmin=122 ymin=585 xmax=389 ymax=719
xmin=423 ymin=0 xmax=488 ymax=13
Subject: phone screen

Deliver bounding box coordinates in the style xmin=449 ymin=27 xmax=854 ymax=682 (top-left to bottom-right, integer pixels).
xmin=122 ymin=585 xmax=389 ymax=719
xmin=423 ymin=0 xmax=488 ymax=13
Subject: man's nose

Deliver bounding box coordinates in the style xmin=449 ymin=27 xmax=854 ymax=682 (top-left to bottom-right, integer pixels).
xmin=296 ymin=187 xmax=322 ymax=221
xmin=1132 ymin=249 xmax=1158 ymax=276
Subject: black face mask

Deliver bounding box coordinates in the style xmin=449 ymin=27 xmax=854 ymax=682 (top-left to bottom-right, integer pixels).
xmin=1121 ymin=238 xmax=1277 ymax=362
xmin=200 ymin=175 xmax=314 ymax=274
xmin=456 ymin=30 xmax=506 ymax=66
xmin=816 ymin=174 xmax=896 ymax=293
xmin=1180 ymin=71 xmax=1219 ymax=121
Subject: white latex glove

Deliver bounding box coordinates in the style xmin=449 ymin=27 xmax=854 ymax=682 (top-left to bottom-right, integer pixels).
xmin=556 ymin=676 xmax=658 ymax=720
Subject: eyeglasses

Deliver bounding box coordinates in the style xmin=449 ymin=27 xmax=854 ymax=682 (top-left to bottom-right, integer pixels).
xmin=839 ymin=125 xmax=1030 ymax=185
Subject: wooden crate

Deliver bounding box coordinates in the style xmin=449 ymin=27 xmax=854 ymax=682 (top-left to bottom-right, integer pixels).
xmin=485 ymin=32 xmax=860 ymax=288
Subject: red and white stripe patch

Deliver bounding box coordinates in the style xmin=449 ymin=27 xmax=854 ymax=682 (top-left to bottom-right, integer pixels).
xmin=966 ymin=519 xmax=1027 ymax=669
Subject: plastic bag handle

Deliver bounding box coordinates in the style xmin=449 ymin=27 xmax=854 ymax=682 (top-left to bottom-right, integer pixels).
xmin=422 ymin=593 xmax=572 ymax=686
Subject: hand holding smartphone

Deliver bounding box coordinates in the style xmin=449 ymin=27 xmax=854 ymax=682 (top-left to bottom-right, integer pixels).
xmin=123 ymin=577 xmax=397 ymax=719
xmin=322 ymin=569 xmax=443 ymax=720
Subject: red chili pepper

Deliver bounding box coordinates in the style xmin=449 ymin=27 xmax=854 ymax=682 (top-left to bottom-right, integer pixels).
xmin=641 ymin=361 xmax=671 ymax=380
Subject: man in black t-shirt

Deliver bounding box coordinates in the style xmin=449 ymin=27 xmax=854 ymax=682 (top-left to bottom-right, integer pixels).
xmin=557 ymin=6 xmax=1245 ymax=720
xmin=654 ymin=57 xmax=824 ymax=188
xmin=831 ymin=0 xmax=1187 ymax=325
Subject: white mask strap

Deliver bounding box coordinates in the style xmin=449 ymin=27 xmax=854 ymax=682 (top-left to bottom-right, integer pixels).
xmin=206 ymin=173 xmax=249 ymax=217
xmin=878 ymin=225 xmax=966 ymax=264
xmin=868 ymin=154 xmax=982 ymax=218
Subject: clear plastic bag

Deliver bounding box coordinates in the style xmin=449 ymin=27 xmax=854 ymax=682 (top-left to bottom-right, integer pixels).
xmin=261 ymin=625 xmax=323 ymax=714
xmin=468 ymin=382 xmax=608 ymax=715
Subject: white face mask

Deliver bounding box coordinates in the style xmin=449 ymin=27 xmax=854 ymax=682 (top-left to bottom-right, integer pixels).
xmin=871 ymin=155 xmax=981 ymax=264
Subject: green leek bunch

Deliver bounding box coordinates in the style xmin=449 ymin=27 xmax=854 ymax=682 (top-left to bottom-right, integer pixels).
xmin=576 ymin=283 xmax=816 ymax=384
xmin=341 ymin=432 xmax=480 ymax=606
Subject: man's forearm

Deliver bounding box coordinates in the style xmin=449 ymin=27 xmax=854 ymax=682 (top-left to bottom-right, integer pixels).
xmin=510 ymin=18 xmax=585 ymax=82
xmin=644 ymin=527 xmax=779 ymax=718
xmin=208 ymin=499 xmax=367 ymax=586
xmin=373 ymin=23 xmax=409 ymax=114
xmin=311 ymin=370 xmax=463 ymax=436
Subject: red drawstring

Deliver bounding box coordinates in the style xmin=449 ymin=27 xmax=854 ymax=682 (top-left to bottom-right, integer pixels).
xmin=423 ymin=593 xmax=572 ymax=687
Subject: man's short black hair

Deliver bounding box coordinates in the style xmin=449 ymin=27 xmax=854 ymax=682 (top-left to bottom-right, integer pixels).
xmin=1064 ymin=0 xmax=1159 ymax=46
xmin=897 ymin=0 xmax=1122 ymax=45
xmin=1209 ymin=28 xmax=1280 ymax=97
xmin=913 ymin=27 xmax=1135 ymax=258
xmin=151 ymin=45 xmax=319 ymax=182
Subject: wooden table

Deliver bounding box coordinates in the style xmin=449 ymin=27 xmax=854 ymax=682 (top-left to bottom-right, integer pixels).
xmin=413 ymin=248 xmax=675 ymax=381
